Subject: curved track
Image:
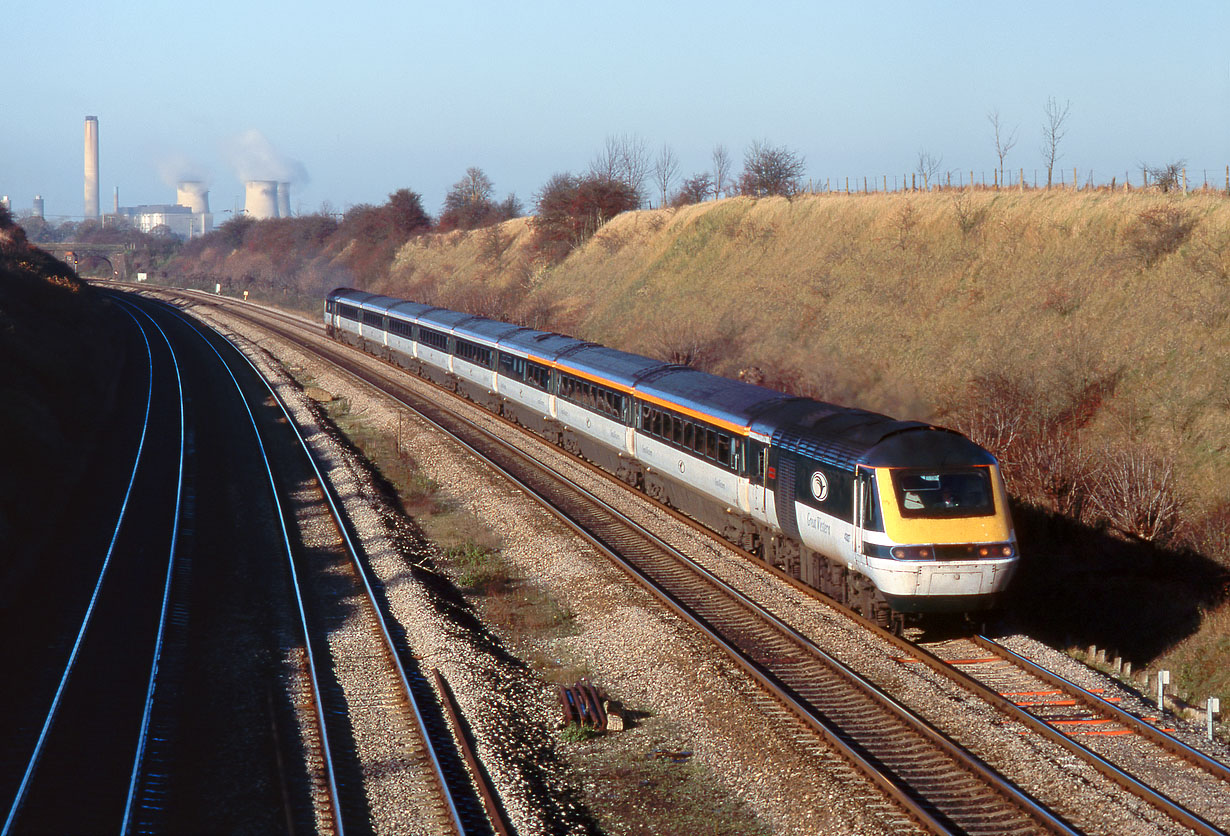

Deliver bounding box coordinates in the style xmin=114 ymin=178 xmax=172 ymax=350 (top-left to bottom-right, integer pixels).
xmin=135 ymin=297 xmax=492 ymax=834
xmin=177 ymin=292 xmax=1079 ymax=836
xmin=3 ymin=301 xmax=185 ymax=835
xmin=135 ymin=288 xmax=1230 ymax=835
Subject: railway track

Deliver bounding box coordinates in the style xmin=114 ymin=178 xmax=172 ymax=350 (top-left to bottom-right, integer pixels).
xmin=143 ymin=288 xmax=1230 ymax=835
xmin=170 ymin=291 xmax=1082 ymax=835
xmin=909 ymin=634 xmax=1230 ymax=835
xmin=2 ymin=301 xmax=186 ymax=835
xmin=150 ymin=302 xmax=496 ymax=834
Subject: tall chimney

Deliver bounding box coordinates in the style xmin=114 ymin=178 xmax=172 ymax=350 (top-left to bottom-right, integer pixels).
xmin=244 ymin=180 xmax=278 ymax=219
xmin=276 ymin=182 xmax=291 ymax=218
xmin=84 ymin=116 xmax=100 ymax=220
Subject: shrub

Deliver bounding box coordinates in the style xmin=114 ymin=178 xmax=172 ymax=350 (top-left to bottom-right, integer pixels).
xmin=1086 ymin=443 xmax=1183 ymax=544
xmin=531 ymin=173 xmax=639 ymax=263
xmin=941 ymin=371 xmax=1120 ymax=519
xmin=1125 ymin=206 xmax=1197 ymax=267
xmin=1179 ymin=502 xmax=1230 ymax=568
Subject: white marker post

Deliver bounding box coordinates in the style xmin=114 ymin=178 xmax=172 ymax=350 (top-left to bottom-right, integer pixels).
xmin=1209 ymin=697 xmax=1220 ymax=742
xmin=1158 ymin=669 xmax=1170 ymax=712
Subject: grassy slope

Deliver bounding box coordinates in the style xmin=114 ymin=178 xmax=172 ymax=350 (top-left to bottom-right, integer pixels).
xmin=383 ymin=192 xmax=1230 ymax=702
xmin=389 ymin=191 xmax=1229 ymax=517
xmin=0 ymin=242 xmax=126 ymax=588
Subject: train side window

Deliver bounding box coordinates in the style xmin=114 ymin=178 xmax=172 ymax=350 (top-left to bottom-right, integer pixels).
xmin=526 ymin=362 xmax=549 ymax=390
xmin=717 ymin=433 xmax=731 ymax=466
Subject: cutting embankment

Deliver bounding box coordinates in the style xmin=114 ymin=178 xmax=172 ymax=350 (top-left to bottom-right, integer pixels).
xmin=376 ymin=190 xmax=1229 ymax=692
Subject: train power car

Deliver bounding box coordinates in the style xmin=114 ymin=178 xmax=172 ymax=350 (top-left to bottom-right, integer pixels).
xmin=324 ymin=288 xmax=1017 ymax=628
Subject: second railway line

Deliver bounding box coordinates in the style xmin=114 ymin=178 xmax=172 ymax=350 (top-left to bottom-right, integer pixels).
xmin=144 ymin=287 xmax=1230 ymax=836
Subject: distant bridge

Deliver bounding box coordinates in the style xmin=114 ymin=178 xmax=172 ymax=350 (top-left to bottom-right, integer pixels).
xmin=42 ymin=243 xmax=132 ymax=279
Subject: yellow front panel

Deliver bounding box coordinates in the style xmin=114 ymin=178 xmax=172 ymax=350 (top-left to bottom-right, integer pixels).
xmin=874 ymin=466 xmax=1013 ymax=544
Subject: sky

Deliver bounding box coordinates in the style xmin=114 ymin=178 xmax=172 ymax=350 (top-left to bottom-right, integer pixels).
xmin=2 ymin=0 xmax=1227 ymax=222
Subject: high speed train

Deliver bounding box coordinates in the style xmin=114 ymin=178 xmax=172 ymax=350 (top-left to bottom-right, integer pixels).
xmin=325 ymin=288 xmax=1018 ymax=627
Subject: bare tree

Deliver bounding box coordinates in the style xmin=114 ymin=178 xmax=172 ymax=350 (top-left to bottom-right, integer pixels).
xmin=671 ymin=172 xmax=714 ymax=207
xmin=653 ymin=143 xmax=680 ymax=208
xmin=1141 ymin=160 xmax=1186 ymax=193
xmin=1087 ymin=443 xmax=1182 ymax=543
xmin=712 ymin=143 xmax=732 ymax=199
xmin=590 ymin=133 xmax=650 ymax=206
xmin=738 ymin=140 xmax=806 ymax=198
xmin=916 ymin=150 xmax=943 ymax=190
xmin=1041 ymin=96 xmax=1071 ymax=189
xmin=988 ymin=108 xmax=1019 ymax=186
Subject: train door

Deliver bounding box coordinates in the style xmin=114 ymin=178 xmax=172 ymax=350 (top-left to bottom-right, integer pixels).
xmin=749 ymin=442 xmax=767 ymax=516
xmin=853 ymin=466 xmax=872 ymax=558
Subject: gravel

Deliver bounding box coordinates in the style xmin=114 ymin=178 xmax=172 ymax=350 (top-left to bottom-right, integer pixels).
xmin=182 ymin=297 xmax=1229 ymax=836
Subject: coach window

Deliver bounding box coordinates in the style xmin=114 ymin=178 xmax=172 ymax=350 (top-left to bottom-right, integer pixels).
xmin=526 ymin=362 xmax=549 ymax=390
xmin=717 ymin=433 xmax=731 ymax=466
xmin=499 ymin=352 xmax=522 ymax=378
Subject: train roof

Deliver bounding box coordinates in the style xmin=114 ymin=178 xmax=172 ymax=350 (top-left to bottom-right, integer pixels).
xmin=387 ymin=300 xmax=437 ymax=320
xmin=417 ymin=308 xmax=479 ymax=331
xmin=754 ymin=399 xmax=993 ymax=470
xmin=498 ymin=329 xmax=592 ymax=362
xmin=328 ymin=288 xmax=379 ymax=306
xmin=453 ymin=317 xmax=527 ymax=345
xmin=554 ymin=344 xmax=669 ymax=390
xmin=635 ymin=366 xmax=792 ymax=430
xmin=356 ymin=294 xmax=403 ymax=312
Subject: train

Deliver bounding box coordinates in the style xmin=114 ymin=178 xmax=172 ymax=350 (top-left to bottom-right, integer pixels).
xmin=324 ymin=288 xmax=1017 ymax=628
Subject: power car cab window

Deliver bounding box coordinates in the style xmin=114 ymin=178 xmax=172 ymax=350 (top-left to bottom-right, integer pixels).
xmin=890 ymin=469 xmax=994 ymax=518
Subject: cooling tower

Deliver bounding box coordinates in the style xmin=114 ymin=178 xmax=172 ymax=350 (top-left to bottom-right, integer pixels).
xmin=84 ymin=116 xmax=100 ymax=220
xmin=177 ymin=181 xmax=211 ymax=214
xmin=33 ymin=195 xmax=45 ymax=219
xmin=276 ymin=182 xmax=291 ymax=218
xmin=244 ymin=180 xmax=278 ymax=219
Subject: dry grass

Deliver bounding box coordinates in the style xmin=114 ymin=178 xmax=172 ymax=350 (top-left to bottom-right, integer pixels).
xmin=388 ymin=190 xmax=1230 ymax=522
xmin=1156 ymin=601 xmax=1230 ymax=709
xmin=381 ymin=190 xmax=1230 ymax=684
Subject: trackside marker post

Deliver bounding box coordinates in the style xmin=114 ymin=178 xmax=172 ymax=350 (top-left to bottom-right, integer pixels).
xmin=1158 ymin=670 xmax=1170 ymax=711
xmin=1209 ymin=698 xmax=1220 ymax=742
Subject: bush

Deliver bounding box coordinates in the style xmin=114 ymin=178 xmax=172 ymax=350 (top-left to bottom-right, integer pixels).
xmin=532 ymin=173 xmax=639 ymax=263
xmin=1125 ymin=206 xmax=1197 ymax=267
xmin=1179 ymin=502 xmax=1230 ymax=568
xmin=1086 ymin=443 xmax=1183 ymax=544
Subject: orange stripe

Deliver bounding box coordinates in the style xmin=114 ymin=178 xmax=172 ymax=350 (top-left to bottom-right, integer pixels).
xmin=1015 ymin=700 xmax=1078 ymax=707
xmin=1047 ymin=718 xmax=1111 ymax=725
xmin=529 ymin=353 xmax=751 ymax=436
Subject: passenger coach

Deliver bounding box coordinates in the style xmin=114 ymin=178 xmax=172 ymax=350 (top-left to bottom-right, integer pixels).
xmin=324 ymin=288 xmax=1018 ymax=627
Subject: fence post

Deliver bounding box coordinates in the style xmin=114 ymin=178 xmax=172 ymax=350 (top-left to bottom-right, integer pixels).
xmin=1020 ymin=168 xmax=1025 ymax=192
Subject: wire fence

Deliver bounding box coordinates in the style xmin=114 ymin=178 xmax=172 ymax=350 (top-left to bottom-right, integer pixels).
xmin=801 ymin=166 xmax=1230 ymax=196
